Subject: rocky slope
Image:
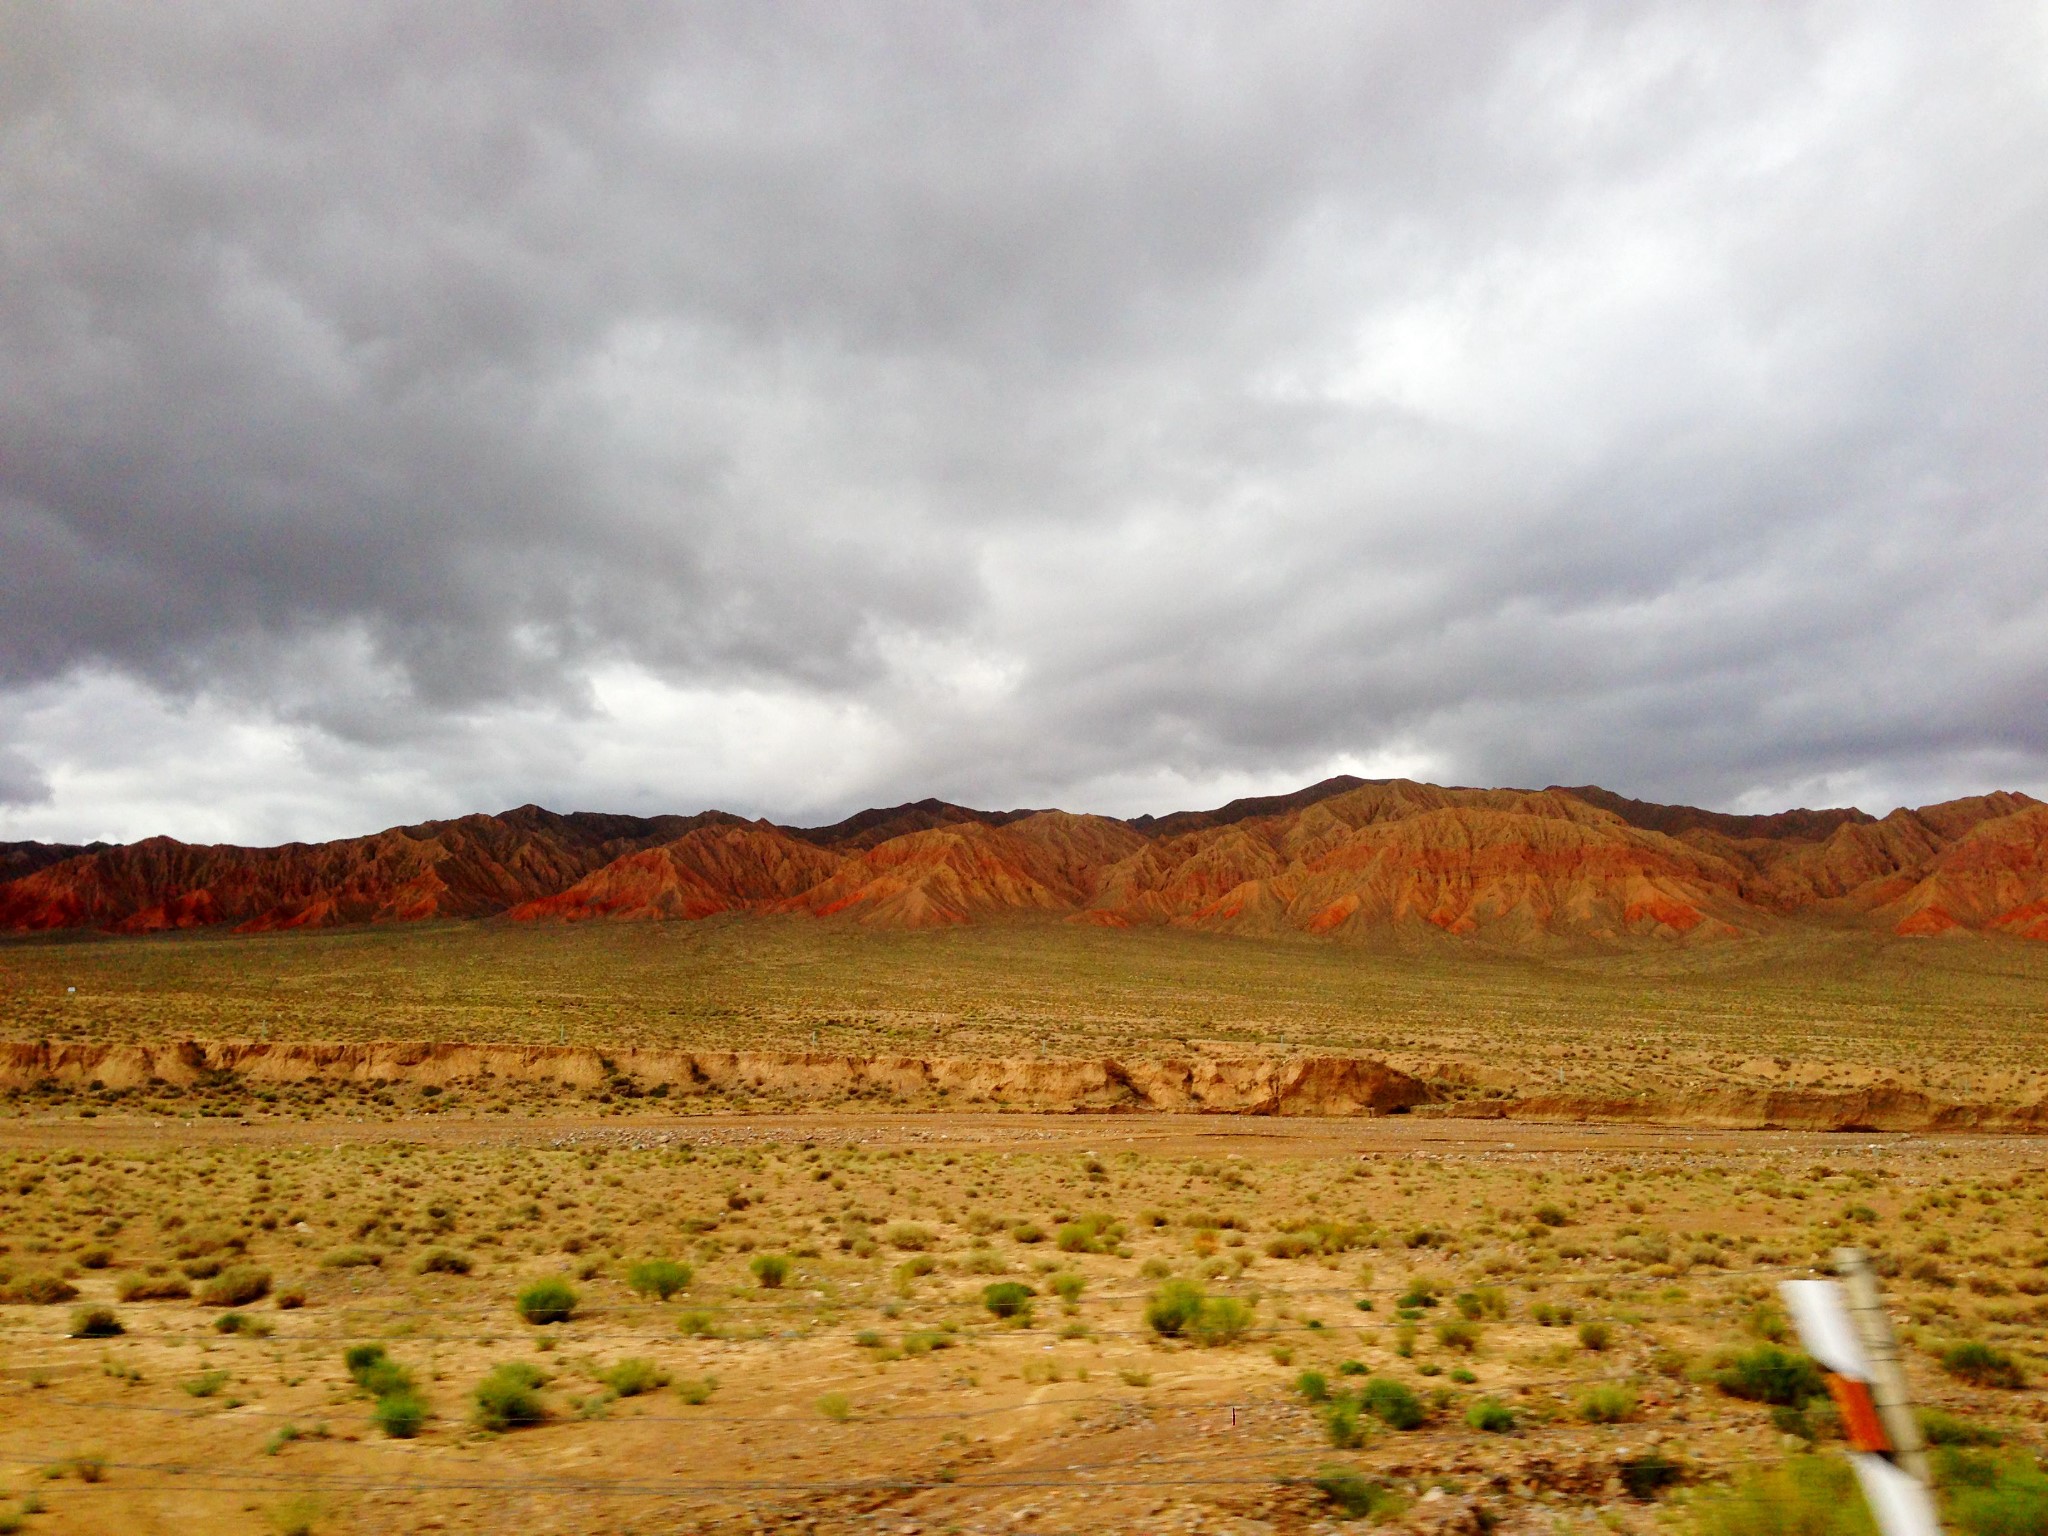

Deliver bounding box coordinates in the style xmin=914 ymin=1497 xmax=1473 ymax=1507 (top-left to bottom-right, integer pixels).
xmin=5 ymin=778 xmax=2046 ymax=943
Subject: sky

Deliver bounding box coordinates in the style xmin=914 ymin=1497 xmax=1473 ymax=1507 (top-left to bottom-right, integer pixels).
xmin=4 ymin=2 xmax=2047 ymax=847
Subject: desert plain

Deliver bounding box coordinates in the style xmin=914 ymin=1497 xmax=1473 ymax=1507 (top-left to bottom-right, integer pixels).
xmin=1 ymin=914 xmax=2046 ymax=1536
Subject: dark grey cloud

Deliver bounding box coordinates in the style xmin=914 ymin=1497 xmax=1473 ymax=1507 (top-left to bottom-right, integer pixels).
xmin=3 ymin=1 xmax=2046 ymax=843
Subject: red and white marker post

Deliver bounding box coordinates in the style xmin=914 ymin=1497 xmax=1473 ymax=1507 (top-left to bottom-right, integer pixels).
xmin=1779 ymin=1247 xmax=1941 ymax=1536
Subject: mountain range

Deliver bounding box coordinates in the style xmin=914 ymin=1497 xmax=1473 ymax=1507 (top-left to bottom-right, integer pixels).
xmin=3 ymin=777 xmax=2045 ymax=943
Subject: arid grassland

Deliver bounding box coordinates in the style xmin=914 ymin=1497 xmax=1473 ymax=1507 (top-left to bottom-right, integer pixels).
xmin=0 ymin=1117 xmax=2044 ymax=1535
xmin=5 ymin=919 xmax=2048 ymax=1114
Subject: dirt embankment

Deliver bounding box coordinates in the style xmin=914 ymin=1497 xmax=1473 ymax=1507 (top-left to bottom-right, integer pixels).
xmin=5 ymin=1040 xmax=2045 ymax=1130
xmin=1419 ymin=1085 xmax=2048 ymax=1134
xmin=0 ymin=1040 xmax=1432 ymax=1116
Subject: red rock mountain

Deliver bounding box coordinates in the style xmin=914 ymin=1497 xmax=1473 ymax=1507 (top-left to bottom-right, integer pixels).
xmin=5 ymin=779 xmax=2046 ymax=943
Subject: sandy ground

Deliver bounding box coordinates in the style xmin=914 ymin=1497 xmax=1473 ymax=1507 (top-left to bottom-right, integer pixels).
xmin=1 ymin=1112 xmax=2044 ymax=1536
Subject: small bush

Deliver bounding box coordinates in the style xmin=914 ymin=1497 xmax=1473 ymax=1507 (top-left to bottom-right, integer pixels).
xmin=1922 ymin=1408 xmax=2005 ymax=1446
xmin=1576 ymin=1384 xmax=1637 ymax=1424
xmin=750 ymin=1253 xmax=790 ymax=1289
xmin=1945 ymin=1341 xmax=2028 ymax=1391
xmin=1295 ymin=1369 xmax=1330 ymax=1402
xmin=416 ymin=1249 xmax=472 ymax=1276
xmin=1578 ymin=1320 xmax=1612 ymax=1351
xmin=1468 ymin=1397 xmax=1516 ymax=1433
xmin=515 ymin=1277 xmax=578 ymax=1325
xmin=1361 ymin=1377 xmax=1425 ymax=1431
xmin=1193 ymin=1294 xmax=1254 ymax=1346
xmin=69 ymin=1306 xmax=123 ymax=1338
xmin=886 ymin=1224 xmax=936 ymax=1251
xmin=215 ymin=1311 xmax=269 ymax=1336
xmin=674 ymin=1377 xmax=716 ymax=1406
xmin=816 ymin=1391 xmax=852 ymax=1421
xmin=1051 ymin=1272 xmax=1086 ymax=1306
xmin=677 ymin=1309 xmax=718 ymax=1338
xmin=982 ymin=1281 xmax=1035 ymax=1320
xmin=116 ymin=1273 xmax=190 ymax=1302
xmin=373 ymin=1390 xmax=429 ymax=1439
xmin=1145 ymin=1279 xmax=1206 ymax=1338
xmin=1937 ymin=1448 xmax=2048 ymax=1536
xmin=1618 ymin=1450 xmax=1681 ymax=1501
xmin=474 ymin=1362 xmax=549 ymax=1430
xmin=0 ymin=1274 xmax=76 ymax=1305
xmin=1308 ymin=1466 xmax=1401 ymax=1520
xmin=1713 ymin=1345 xmax=1827 ymax=1407
xmin=76 ymin=1245 xmax=113 ymax=1271
xmin=625 ymin=1259 xmax=691 ymax=1300
xmin=1322 ymin=1396 xmax=1365 ymax=1448
xmin=199 ymin=1266 xmax=271 ymax=1307
xmin=183 ymin=1369 xmax=231 ymax=1398
xmin=1436 ymin=1318 xmax=1481 ymax=1352
xmin=1534 ymin=1204 xmax=1569 ymax=1227
xmin=344 ymin=1344 xmax=415 ymax=1398
xmin=321 ymin=1245 xmax=382 ymax=1269
xmin=602 ymin=1358 xmax=671 ymax=1398
xmin=1690 ymin=1456 xmax=1871 ymax=1536
xmin=1056 ymin=1213 xmax=1124 ymax=1254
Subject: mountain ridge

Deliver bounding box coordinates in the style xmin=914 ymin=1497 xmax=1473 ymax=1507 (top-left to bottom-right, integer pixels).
xmin=3 ymin=779 xmax=2044 ymax=944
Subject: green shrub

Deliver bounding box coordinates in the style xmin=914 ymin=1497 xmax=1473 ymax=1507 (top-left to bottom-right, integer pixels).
xmin=344 ymin=1344 xmax=415 ymax=1398
xmin=373 ymin=1390 xmax=429 ymax=1439
xmin=473 ymin=1362 xmax=549 ymax=1430
xmin=601 ymin=1357 xmax=670 ymax=1397
xmin=198 ymin=1266 xmax=271 ymax=1307
xmin=116 ymin=1272 xmax=190 ymax=1301
xmin=215 ymin=1310 xmax=269 ymax=1336
xmin=886 ymin=1224 xmax=935 ymax=1251
xmin=1307 ymin=1466 xmax=1401 ymax=1520
xmin=982 ymin=1281 xmax=1035 ymax=1320
xmin=1945 ymin=1341 xmax=2028 ymax=1391
xmin=674 ymin=1377 xmax=716 ymax=1406
xmin=1576 ymin=1384 xmax=1637 ymax=1424
xmin=1145 ymin=1279 xmax=1206 ymax=1338
xmin=1361 ymin=1377 xmax=1425 ymax=1431
xmin=1712 ymin=1345 xmax=1827 ymax=1407
xmin=1436 ymin=1318 xmax=1481 ymax=1352
xmin=1690 ymin=1456 xmax=1873 ymax=1536
xmin=416 ymin=1249 xmax=472 ymax=1276
xmin=1467 ymin=1397 xmax=1516 ymax=1433
xmin=1295 ymin=1369 xmax=1330 ymax=1403
xmin=1056 ymin=1213 xmax=1124 ymax=1254
xmin=1322 ymin=1396 xmax=1365 ymax=1449
xmin=625 ymin=1259 xmax=691 ymax=1300
xmin=1937 ymin=1449 xmax=2048 ymax=1536
xmin=69 ymin=1306 xmax=123 ymax=1338
xmin=676 ymin=1309 xmax=717 ymax=1338
xmin=1923 ymin=1409 xmax=2006 ymax=1447
xmin=515 ymin=1277 xmax=578 ymax=1325
xmin=183 ymin=1369 xmax=230 ymax=1398
xmin=1050 ymin=1272 xmax=1086 ymax=1306
xmin=749 ymin=1253 xmax=790 ymax=1289
xmin=1578 ymin=1320 xmax=1612 ymax=1351
xmin=816 ymin=1391 xmax=852 ymax=1421
xmin=1193 ymin=1295 xmax=1254 ymax=1346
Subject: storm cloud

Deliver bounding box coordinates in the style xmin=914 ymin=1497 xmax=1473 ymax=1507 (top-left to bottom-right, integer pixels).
xmin=4 ymin=2 xmax=2046 ymax=844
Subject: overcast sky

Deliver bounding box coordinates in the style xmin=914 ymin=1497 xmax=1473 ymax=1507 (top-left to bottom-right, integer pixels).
xmin=4 ymin=2 xmax=2047 ymax=846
